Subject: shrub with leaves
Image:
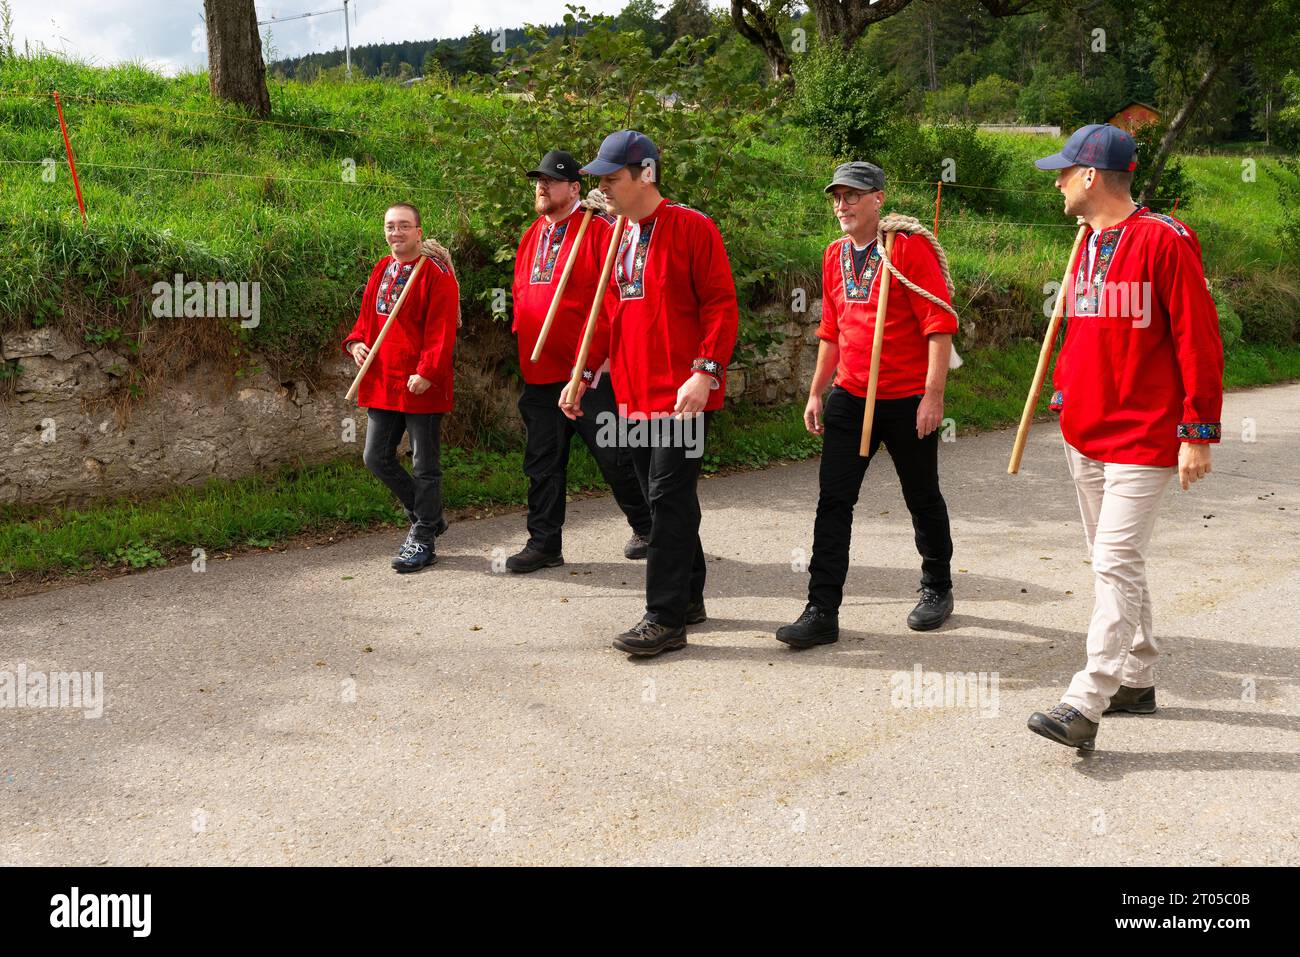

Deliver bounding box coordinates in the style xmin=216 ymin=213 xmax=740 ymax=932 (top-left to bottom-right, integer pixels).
xmin=425 ymin=8 xmax=794 ymax=363
xmin=787 ymin=45 xmax=901 ymax=163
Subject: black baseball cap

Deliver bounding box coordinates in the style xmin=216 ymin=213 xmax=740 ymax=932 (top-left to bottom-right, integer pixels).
xmin=580 ymin=130 xmax=660 ymax=177
xmin=1035 ymin=124 xmax=1138 ymax=172
xmin=824 ymin=161 xmax=885 ymax=193
xmin=527 ymin=150 xmax=581 ymax=182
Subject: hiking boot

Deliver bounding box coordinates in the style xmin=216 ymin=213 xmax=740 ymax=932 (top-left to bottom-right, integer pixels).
xmin=612 ymin=618 xmax=687 ymax=657
xmin=505 ymin=545 xmax=564 ymax=573
xmin=907 ymin=586 xmax=954 ymax=631
xmin=623 ymin=532 xmax=651 ymax=560
xmin=392 ymin=540 xmax=437 ymax=574
xmin=1027 ymin=703 xmax=1099 ymax=751
xmin=391 ymin=521 xmax=448 ymax=569
xmin=775 ymin=603 xmax=839 ymax=649
xmin=1104 ymin=685 xmax=1157 ymax=715
xmin=684 ymin=599 xmax=707 ymax=626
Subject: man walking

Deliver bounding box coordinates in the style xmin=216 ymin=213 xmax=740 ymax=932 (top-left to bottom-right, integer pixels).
xmin=1026 ymin=124 xmax=1223 ymax=751
xmin=343 ymin=202 xmax=459 ymax=573
xmin=561 ymin=130 xmax=739 ymax=657
xmin=776 ymin=161 xmax=959 ymax=649
xmin=505 ymin=149 xmax=652 ymax=573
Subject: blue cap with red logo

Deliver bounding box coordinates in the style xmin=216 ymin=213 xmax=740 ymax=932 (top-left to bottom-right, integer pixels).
xmin=1034 ymin=123 xmax=1138 ymax=172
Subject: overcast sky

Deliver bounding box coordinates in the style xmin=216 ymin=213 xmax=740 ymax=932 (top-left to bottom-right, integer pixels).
xmin=8 ymin=1 xmax=730 ymax=75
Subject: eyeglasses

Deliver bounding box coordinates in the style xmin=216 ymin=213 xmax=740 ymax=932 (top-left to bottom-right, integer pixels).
xmin=829 ymin=190 xmax=872 ymax=208
xmin=385 ymin=223 xmax=415 ymax=233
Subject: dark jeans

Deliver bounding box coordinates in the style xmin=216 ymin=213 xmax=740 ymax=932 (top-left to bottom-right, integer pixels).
xmin=808 ymin=387 xmax=953 ymax=612
xmin=363 ymin=409 xmax=445 ymax=545
xmin=518 ymin=379 xmax=652 ymax=554
xmin=628 ymin=411 xmax=713 ymax=629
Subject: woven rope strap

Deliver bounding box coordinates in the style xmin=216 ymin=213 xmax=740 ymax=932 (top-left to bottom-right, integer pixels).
xmin=876 ymin=213 xmax=958 ymax=319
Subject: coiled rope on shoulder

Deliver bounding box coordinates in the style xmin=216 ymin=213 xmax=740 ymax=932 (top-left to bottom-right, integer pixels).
xmin=875 ymin=214 xmax=958 ymax=319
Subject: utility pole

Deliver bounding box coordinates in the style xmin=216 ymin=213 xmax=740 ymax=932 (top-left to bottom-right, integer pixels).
xmin=257 ymin=1 xmax=355 ymax=80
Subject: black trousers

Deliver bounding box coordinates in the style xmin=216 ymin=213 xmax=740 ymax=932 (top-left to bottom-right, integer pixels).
xmin=363 ymin=409 xmax=445 ymax=545
xmin=518 ymin=379 xmax=652 ymax=554
xmin=808 ymin=387 xmax=953 ymax=612
xmin=628 ymin=411 xmax=713 ymax=629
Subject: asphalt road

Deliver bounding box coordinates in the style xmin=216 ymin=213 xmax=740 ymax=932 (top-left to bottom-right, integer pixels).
xmin=2 ymin=383 xmax=1296 ymax=865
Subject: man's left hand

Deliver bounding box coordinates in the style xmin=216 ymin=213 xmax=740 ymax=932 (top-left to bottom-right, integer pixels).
xmin=917 ymin=391 xmax=944 ymax=438
xmin=1178 ymin=442 xmax=1212 ymax=490
xmin=407 ymin=374 xmax=432 ymax=395
xmin=673 ymin=371 xmax=713 ymax=418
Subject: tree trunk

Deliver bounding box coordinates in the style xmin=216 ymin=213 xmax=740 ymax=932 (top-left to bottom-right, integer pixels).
xmin=204 ymin=0 xmax=271 ymax=118
xmin=1139 ymin=49 xmax=1234 ymax=206
xmin=729 ymin=1 xmax=791 ymax=80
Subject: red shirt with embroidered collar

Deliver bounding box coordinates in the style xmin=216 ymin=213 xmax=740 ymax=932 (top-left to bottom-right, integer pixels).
xmin=342 ymin=253 xmax=459 ymax=414
xmin=816 ymin=231 xmax=958 ymax=399
xmin=1050 ymin=205 xmax=1223 ymax=467
xmin=512 ymin=203 xmax=621 ymax=385
xmin=580 ymin=198 xmax=739 ymax=416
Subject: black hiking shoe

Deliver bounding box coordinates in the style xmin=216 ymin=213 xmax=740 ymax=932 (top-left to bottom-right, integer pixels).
xmin=612 ymin=618 xmax=687 ymax=657
xmin=1027 ymin=703 xmax=1099 ymax=751
xmin=775 ymin=603 xmax=839 ymax=649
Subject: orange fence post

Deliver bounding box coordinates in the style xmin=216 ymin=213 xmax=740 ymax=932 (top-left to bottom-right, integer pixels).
xmin=933 ymin=180 xmax=943 ymax=236
xmin=53 ymin=91 xmax=87 ymax=223
xmin=1171 ymin=197 xmax=1181 ymax=213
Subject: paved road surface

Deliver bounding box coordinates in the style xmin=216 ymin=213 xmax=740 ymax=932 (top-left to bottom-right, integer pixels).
xmin=2 ymin=384 xmax=1296 ymax=865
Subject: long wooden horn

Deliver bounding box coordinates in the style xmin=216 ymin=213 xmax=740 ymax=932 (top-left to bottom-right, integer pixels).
xmin=566 ymin=215 xmax=626 ymax=402
xmin=860 ymin=231 xmax=897 ymax=457
xmin=1007 ymin=222 xmax=1088 ymax=474
xmin=346 ymin=255 xmax=427 ymax=403
xmin=531 ymin=207 xmax=594 ymax=363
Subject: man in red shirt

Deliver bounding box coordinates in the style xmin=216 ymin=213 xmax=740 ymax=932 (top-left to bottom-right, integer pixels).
xmin=560 ymin=130 xmax=738 ymax=657
xmin=505 ymin=150 xmax=651 ymax=574
xmin=1026 ymin=124 xmax=1223 ymax=751
xmin=776 ymin=161 xmax=959 ymax=649
xmin=343 ymin=202 xmax=459 ymax=573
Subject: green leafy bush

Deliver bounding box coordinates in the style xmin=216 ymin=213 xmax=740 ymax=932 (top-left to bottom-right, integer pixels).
xmin=788 ymin=45 xmax=901 ymax=162
xmin=882 ymin=124 xmax=1011 ymax=211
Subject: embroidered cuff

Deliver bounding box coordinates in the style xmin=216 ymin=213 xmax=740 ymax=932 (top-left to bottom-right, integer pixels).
xmin=692 ymin=357 xmax=723 ymax=388
xmin=1177 ymin=422 xmax=1221 ymax=442
xmin=1049 ymin=389 xmax=1064 ymax=412
xmin=580 ymin=369 xmax=595 ymax=383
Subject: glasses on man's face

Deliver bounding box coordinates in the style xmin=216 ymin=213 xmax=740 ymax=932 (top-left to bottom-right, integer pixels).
xmin=534 ymin=178 xmax=566 ymax=191
xmin=385 ymin=222 xmax=415 ymax=234
xmin=829 ymin=190 xmax=868 ymax=208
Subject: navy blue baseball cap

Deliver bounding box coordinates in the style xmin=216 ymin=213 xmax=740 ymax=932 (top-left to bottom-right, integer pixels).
xmin=1034 ymin=123 xmax=1138 ymax=172
xmin=580 ymin=130 xmax=660 ymax=176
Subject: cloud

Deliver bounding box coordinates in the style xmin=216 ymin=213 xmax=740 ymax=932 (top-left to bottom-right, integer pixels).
xmin=7 ymin=0 xmax=704 ymax=75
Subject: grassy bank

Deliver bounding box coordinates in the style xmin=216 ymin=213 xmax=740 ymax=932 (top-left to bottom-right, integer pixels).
xmin=4 ymin=341 xmax=1296 ymax=583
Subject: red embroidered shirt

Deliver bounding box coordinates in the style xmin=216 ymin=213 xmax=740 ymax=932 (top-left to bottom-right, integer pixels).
xmin=816 ymin=232 xmax=958 ymax=399
xmin=582 ymin=199 xmax=739 ymax=416
xmin=1051 ymin=207 xmax=1223 ymax=467
xmin=342 ymin=254 xmax=458 ymax=414
xmin=512 ymin=206 xmax=620 ymax=385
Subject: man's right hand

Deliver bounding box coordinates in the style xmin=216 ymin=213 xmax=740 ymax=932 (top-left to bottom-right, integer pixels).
xmin=559 ymin=379 xmax=589 ymax=420
xmin=804 ymin=392 xmax=824 ymax=435
xmin=349 ymin=342 xmax=370 ymax=368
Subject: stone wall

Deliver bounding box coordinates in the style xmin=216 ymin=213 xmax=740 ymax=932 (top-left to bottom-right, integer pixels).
xmin=1 ymin=300 xmax=822 ymax=507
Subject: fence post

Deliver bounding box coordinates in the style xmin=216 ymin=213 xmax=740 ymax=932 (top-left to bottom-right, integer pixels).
xmin=933 ymin=180 xmax=943 ymax=236
xmin=53 ymin=91 xmax=88 ymax=223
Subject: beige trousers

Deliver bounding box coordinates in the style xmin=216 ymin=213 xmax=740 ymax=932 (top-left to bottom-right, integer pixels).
xmin=1061 ymin=440 xmax=1175 ymax=721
